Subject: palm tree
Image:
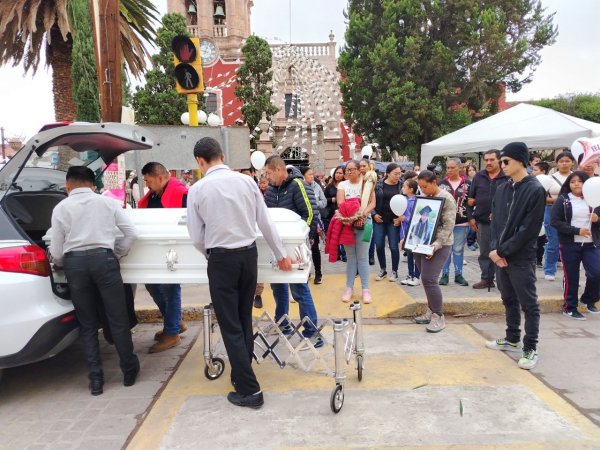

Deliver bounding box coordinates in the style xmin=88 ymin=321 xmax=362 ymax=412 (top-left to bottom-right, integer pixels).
xmin=0 ymin=0 xmax=158 ymax=121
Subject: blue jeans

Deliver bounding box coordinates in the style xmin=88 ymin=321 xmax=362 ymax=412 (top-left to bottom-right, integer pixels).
xmin=373 ymin=221 xmax=400 ymax=272
xmin=270 ymin=283 xmax=318 ymax=337
xmin=407 ymin=250 xmax=420 ymax=279
xmin=560 ymin=242 xmax=600 ymax=312
xmin=346 ymin=223 xmax=371 ymax=290
xmin=145 ymin=284 xmax=182 ymax=336
xmin=442 ymin=226 xmax=468 ymax=276
xmin=543 ymin=205 xmax=559 ymax=276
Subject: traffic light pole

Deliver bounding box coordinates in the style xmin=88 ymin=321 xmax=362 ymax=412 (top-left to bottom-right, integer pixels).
xmin=188 ymin=94 xmax=198 ymax=127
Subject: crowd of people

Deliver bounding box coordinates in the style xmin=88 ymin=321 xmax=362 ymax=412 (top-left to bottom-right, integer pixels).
xmin=48 ymin=137 xmax=600 ymax=406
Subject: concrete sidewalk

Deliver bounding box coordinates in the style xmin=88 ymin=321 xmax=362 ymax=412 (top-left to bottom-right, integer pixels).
xmin=127 ymin=318 xmax=600 ymax=449
xmin=134 ymin=251 xmax=566 ymax=322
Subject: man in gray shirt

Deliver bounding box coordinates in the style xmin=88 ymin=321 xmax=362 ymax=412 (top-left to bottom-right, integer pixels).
xmin=50 ymin=166 xmax=139 ymax=396
xmin=187 ymin=137 xmax=292 ymax=409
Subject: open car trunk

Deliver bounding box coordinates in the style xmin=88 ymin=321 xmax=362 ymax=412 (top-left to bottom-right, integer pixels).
xmin=1 ymin=191 xmax=68 ymax=248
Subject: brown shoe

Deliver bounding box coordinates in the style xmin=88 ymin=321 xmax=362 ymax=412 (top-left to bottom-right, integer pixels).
xmin=149 ymin=335 xmax=181 ymax=353
xmin=154 ymin=321 xmax=188 ymax=341
xmin=472 ymin=280 xmax=493 ymax=289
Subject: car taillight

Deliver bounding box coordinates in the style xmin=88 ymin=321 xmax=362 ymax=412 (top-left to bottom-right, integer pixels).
xmin=60 ymin=313 xmax=76 ymax=324
xmin=0 ymin=245 xmax=51 ymax=277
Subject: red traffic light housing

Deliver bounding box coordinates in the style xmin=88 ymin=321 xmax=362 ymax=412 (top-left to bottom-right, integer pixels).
xmin=172 ymin=35 xmax=204 ymax=94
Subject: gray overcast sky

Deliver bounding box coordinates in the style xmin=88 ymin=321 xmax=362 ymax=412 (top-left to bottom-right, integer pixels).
xmin=1 ymin=0 xmax=598 ymax=140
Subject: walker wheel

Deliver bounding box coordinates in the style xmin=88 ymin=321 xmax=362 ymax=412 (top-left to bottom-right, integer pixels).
xmin=204 ymin=357 xmax=225 ymax=380
xmin=357 ymin=355 xmax=363 ymax=382
xmin=330 ymin=384 xmax=344 ymax=413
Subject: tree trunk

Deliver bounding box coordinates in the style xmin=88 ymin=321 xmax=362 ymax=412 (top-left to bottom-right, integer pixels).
xmin=48 ymin=26 xmax=76 ymax=122
xmin=47 ymin=26 xmax=79 ymax=170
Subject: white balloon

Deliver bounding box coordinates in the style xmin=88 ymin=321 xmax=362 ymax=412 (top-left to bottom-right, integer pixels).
xmin=536 ymin=174 xmax=553 ymax=191
xmin=198 ymin=110 xmax=208 ymax=124
xmin=583 ymin=177 xmax=600 ymax=208
xmin=361 ymin=145 xmax=373 ymax=158
xmin=180 ymin=112 xmax=190 ymax=125
xmin=571 ymin=138 xmax=586 ymax=164
xmin=390 ymin=194 xmax=408 ymax=216
xmin=207 ymin=113 xmax=221 ymax=127
xmin=250 ymin=151 xmax=266 ymax=170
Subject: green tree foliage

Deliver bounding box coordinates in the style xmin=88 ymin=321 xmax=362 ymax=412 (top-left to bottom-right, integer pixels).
xmin=68 ymin=0 xmax=100 ymax=122
xmin=531 ymin=94 xmax=600 ymax=123
xmin=132 ymin=14 xmax=192 ymax=124
xmin=339 ymin=0 xmax=557 ymax=160
xmin=234 ymin=35 xmax=278 ymax=147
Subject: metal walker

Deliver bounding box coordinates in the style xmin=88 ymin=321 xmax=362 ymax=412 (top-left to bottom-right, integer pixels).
xmin=201 ymin=300 xmax=365 ymax=413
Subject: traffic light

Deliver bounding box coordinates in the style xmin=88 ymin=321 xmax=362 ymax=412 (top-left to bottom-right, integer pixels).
xmin=171 ymin=35 xmax=204 ymax=94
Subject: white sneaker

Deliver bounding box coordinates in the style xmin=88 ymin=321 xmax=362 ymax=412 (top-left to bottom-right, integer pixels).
xmin=426 ymin=313 xmax=446 ymax=333
xmin=389 ymin=271 xmax=398 ymax=282
xmin=400 ymin=276 xmax=411 ymax=285
xmin=544 ymin=274 xmax=556 ymax=281
xmin=518 ymin=349 xmax=539 ymax=370
xmin=375 ymin=270 xmax=387 ymax=281
xmin=405 ymin=277 xmax=420 ymax=286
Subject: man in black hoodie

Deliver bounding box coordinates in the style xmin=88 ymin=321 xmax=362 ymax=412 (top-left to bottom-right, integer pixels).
xmin=486 ymin=142 xmax=545 ymax=370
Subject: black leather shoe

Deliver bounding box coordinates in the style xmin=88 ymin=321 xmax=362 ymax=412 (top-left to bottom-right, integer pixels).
xmin=227 ymin=391 xmax=264 ymax=409
xmin=123 ymin=365 xmax=140 ymax=387
xmin=89 ymin=378 xmax=104 ymax=396
xmin=253 ymin=295 xmax=263 ymax=309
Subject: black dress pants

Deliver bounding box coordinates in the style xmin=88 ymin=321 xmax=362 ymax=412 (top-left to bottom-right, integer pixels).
xmin=207 ymin=246 xmax=260 ymax=396
xmin=64 ymin=249 xmax=139 ymax=379
xmin=496 ymin=259 xmax=540 ymax=352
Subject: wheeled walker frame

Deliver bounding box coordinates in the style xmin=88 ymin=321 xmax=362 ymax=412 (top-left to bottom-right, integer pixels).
xmin=201 ymin=300 xmax=365 ymax=413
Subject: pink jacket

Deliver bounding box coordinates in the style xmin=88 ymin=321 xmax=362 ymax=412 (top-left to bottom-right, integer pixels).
xmin=325 ymin=198 xmax=360 ymax=262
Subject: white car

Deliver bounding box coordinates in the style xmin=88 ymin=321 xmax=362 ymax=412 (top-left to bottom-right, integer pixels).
xmin=0 ymin=122 xmax=154 ymax=380
xmin=0 ymin=122 xmax=312 ymax=381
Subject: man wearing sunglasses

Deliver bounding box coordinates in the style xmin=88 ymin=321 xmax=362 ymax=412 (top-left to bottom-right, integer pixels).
xmin=486 ymin=142 xmax=545 ymax=370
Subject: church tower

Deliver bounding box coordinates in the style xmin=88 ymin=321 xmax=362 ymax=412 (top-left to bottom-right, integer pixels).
xmin=167 ymin=0 xmax=253 ymax=64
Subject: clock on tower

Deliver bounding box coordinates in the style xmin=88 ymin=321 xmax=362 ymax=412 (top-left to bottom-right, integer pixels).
xmin=200 ymin=39 xmax=219 ymax=66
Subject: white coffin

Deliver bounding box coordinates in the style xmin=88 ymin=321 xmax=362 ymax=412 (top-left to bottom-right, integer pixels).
xmin=45 ymin=208 xmax=312 ymax=284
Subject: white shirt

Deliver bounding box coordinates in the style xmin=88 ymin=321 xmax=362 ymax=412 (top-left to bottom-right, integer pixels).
xmin=50 ymin=187 xmax=138 ymax=266
xmin=547 ymin=172 xmax=569 ymax=196
xmin=569 ymin=193 xmax=593 ymax=243
xmin=186 ymin=164 xmax=287 ymax=260
xmin=338 ymin=179 xmax=362 ymax=200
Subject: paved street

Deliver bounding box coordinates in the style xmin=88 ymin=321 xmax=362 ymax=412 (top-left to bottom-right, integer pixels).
xmin=2 ymin=312 xmax=600 ymax=449
xmin=2 ymin=251 xmax=599 ymax=449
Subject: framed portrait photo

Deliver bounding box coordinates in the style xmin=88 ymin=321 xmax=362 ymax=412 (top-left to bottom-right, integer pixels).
xmin=404 ymin=196 xmax=445 ymax=255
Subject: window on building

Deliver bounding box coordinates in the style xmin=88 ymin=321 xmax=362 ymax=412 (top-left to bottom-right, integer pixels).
xmin=205 ymin=92 xmax=218 ymax=114
xmin=285 ymin=93 xmax=301 ymax=118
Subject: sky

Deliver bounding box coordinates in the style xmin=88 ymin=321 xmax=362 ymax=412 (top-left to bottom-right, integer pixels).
xmin=0 ymin=0 xmax=598 ymax=142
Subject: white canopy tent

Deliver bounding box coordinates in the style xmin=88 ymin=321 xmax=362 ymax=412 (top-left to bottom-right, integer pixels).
xmin=420 ymin=103 xmax=600 ymax=167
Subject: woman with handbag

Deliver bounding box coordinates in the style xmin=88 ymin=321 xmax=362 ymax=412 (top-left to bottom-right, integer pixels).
xmin=337 ymin=160 xmax=376 ymax=303
xmin=324 ymin=165 xmax=347 ymax=261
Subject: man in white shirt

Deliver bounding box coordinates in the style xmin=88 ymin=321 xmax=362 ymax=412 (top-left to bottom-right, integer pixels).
xmin=187 ymin=137 xmax=292 ymax=409
xmin=50 ymin=166 xmax=139 ymax=396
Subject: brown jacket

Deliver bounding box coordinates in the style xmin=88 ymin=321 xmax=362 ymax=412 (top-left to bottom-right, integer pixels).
xmin=431 ymin=189 xmax=457 ymax=251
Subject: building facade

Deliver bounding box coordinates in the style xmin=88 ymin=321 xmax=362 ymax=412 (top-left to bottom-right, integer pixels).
xmin=167 ymin=0 xmax=358 ymax=174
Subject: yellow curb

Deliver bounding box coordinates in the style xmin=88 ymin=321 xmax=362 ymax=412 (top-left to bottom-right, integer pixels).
xmin=135 ymin=277 xmax=564 ymax=321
